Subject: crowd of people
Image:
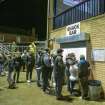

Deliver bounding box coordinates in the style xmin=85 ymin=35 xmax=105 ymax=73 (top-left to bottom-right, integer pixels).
xmin=0 ymin=47 xmax=91 ymax=100
xmin=35 ymin=48 xmax=90 ymax=100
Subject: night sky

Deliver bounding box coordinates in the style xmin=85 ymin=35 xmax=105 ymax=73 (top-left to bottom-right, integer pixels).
xmin=0 ymin=0 xmax=47 ymax=40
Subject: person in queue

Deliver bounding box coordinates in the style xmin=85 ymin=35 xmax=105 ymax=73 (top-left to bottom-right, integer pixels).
xmin=68 ymin=53 xmax=78 ymax=95
xmin=13 ymin=50 xmax=21 ymax=83
xmin=78 ymin=55 xmax=90 ymax=100
xmin=41 ymin=48 xmax=51 ymax=92
xmin=54 ymin=48 xmax=65 ymax=100
xmin=26 ymin=51 xmax=35 ymax=83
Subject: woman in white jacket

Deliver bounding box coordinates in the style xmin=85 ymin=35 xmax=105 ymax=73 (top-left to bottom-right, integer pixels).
xmin=68 ymin=53 xmax=78 ymax=95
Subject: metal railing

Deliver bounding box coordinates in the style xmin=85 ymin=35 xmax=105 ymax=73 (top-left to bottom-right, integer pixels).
xmin=0 ymin=43 xmax=29 ymax=55
xmin=53 ymin=0 xmax=105 ymax=29
xmin=0 ymin=43 xmax=10 ymax=55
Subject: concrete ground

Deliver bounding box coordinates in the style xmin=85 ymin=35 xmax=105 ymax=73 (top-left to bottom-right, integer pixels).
xmin=0 ymin=72 xmax=105 ymax=105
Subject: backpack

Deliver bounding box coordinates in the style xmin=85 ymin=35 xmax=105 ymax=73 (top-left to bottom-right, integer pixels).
xmin=78 ymin=60 xmax=90 ymax=78
xmin=42 ymin=53 xmax=51 ymax=68
xmin=35 ymin=53 xmax=41 ymax=66
xmin=21 ymin=53 xmax=28 ymax=64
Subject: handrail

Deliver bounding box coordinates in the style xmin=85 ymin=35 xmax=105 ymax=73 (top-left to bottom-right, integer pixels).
xmin=0 ymin=43 xmax=29 ymax=54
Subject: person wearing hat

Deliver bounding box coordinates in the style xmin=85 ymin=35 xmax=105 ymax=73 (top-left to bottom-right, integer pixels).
xmin=65 ymin=53 xmax=73 ymax=92
xmin=54 ymin=48 xmax=65 ymax=100
xmin=78 ymin=55 xmax=90 ymax=99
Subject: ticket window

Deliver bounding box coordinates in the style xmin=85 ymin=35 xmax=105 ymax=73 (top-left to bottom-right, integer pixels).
xmin=62 ymin=47 xmax=87 ymax=62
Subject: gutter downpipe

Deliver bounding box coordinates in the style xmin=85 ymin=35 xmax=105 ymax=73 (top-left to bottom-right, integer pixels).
xmin=46 ymin=0 xmax=50 ymax=48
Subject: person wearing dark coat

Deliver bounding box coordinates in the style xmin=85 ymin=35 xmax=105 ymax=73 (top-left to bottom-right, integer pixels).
xmin=54 ymin=48 xmax=65 ymax=100
xmin=21 ymin=50 xmax=28 ymax=72
xmin=78 ymin=55 xmax=90 ymax=99
xmin=13 ymin=54 xmax=22 ymax=83
xmin=35 ymin=50 xmax=42 ymax=87
xmin=41 ymin=48 xmax=51 ymax=92
xmin=26 ymin=52 xmax=35 ymax=83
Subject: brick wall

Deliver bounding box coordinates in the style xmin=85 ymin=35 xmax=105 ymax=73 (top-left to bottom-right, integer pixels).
xmin=50 ymin=27 xmax=66 ymax=49
xmin=81 ymin=14 xmax=105 ymax=91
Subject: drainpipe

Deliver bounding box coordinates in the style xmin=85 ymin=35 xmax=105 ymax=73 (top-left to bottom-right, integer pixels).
xmin=46 ymin=0 xmax=50 ymax=48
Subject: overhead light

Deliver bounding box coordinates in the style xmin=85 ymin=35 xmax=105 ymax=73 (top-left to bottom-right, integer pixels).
xmin=0 ymin=0 xmax=5 ymax=3
xmin=0 ymin=0 xmax=5 ymax=1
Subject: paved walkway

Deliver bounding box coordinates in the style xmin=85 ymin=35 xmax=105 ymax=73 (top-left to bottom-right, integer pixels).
xmin=0 ymin=72 xmax=105 ymax=105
